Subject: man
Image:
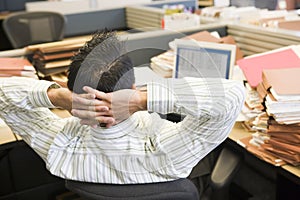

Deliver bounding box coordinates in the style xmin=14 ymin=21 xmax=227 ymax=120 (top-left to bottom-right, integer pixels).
xmin=0 ymin=30 xmax=245 ymax=187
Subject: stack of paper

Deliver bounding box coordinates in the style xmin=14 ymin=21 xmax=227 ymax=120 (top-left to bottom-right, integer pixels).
xmin=150 ymin=51 xmax=174 ymax=78
xmin=240 ymin=68 xmax=300 ymax=166
xmin=32 ymin=43 xmax=83 ymax=78
xmin=261 ymin=118 xmax=300 ymax=166
xmin=0 ymin=57 xmax=37 ymax=78
xmin=262 ymin=68 xmax=300 ymax=124
xmin=237 ymin=46 xmax=300 ymax=166
xmin=238 ymin=134 xmax=286 ymax=166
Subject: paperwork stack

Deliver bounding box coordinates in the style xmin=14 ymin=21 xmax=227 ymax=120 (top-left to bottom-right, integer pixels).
xmin=237 ymin=48 xmax=300 ymax=166
xmin=262 ymin=68 xmax=300 ymax=125
xmin=261 ymin=118 xmax=300 ymax=166
xmin=32 ymin=43 xmax=82 ymax=78
xmin=260 ymin=68 xmax=300 ymax=166
xmin=150 ymin=51 xmax=174 ymax=78
xmin=0 ymin=57 xmax=37 ymax=78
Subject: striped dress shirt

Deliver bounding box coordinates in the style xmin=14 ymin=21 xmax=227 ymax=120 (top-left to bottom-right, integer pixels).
xmin=0 ymin=76 xmax=245 ymax=184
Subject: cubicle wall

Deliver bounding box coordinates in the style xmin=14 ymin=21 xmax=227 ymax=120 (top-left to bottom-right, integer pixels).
xmin=227 ymin=23 xmax=300 ymax=56
xmin=126 ymin=0 xmax=197 ymax=29
xmin=0 ymin=0 xmax=43 ymax=12
xmin=64 ymin=9 xmax=127 ymax=37
xmin=126 ymin=5 xmax=164 ymax=29
xmin=119 ymin=23 xmax=227 ymax=67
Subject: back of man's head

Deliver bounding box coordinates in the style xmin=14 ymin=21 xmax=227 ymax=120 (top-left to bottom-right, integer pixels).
xmin=67 ymin=30 xmax=134 ymax=94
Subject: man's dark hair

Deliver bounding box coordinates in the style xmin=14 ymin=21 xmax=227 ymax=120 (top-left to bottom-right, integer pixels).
xmin=67 ymin=30 xmax=134 ymax=94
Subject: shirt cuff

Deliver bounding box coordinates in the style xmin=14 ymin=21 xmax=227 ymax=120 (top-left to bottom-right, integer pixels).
xmin=147 ymin=80 xmax=175 ymax=114
xmin=28 ymin=80 xmax=60 ymax=108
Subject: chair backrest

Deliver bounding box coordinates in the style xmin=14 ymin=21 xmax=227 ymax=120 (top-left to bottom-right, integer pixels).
xmin=65 ymin=178 xmax=199 ymax=200
xmin=2 ymin=11 xmax=66 ymax=49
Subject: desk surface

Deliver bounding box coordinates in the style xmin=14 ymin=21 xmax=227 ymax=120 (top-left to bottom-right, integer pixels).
xmin=0 ymin=109 xmax=70 ymax=145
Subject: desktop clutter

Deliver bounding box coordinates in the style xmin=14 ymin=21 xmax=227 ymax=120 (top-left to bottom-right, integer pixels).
xmin=200 ymin=6 xmax=300 ymax=31
xmin=150 ymin=30 xmax=244 ymax=78
xmin=151 ymin=30 xmax=300 ymax=168
xmin=1 ymin=28 xmax=299 ymax=168
xmin=0 ymin=37 xmax=90 ymax=85
xmin=238 ymin=45 xmax=300 ymax=167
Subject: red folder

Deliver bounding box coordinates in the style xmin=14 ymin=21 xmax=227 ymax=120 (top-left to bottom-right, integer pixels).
xmin=237 ymin=48 xmax=300 ymax=88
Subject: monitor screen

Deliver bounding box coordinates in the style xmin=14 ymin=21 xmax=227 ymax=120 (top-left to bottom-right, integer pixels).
xmin=173 ymin=39 xmax=236 ymax=79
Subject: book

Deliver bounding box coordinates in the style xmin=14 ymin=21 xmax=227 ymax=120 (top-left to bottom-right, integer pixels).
xmin=256 ymin=81 xmax=268 ymax=102
xmin=268 ymin=137 xmax=300 ymax=153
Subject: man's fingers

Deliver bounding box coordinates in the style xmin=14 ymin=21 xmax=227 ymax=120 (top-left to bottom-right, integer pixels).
xmin=83 ymin=86 xmax=108 ymax=100
xmin=71 ymin=109 xmax=110 ymax=119
xmin=72 ymin=95 xmax=110 ymax=110
xmin=76 ymin=93 xmax=96 ymax=99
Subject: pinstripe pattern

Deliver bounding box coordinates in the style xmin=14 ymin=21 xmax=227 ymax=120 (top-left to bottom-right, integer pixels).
xmin=0 ymin=76 xmax=245 ymax=184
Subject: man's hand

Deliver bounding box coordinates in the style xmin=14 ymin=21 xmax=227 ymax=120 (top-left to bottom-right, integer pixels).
xmin=71 ymin=86 xmax=147 ymax=128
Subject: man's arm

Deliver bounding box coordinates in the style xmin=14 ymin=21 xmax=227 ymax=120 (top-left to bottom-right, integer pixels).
xmin=47 ymin=87 xmax=73 ymax=112
xmin=72 ymin=78 xmax=245 ymax=128
xmin=0 ymin=77 xmax=70 ymax=161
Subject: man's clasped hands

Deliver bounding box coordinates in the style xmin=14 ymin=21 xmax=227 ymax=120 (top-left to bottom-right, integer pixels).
xmin=69 ymin=86 xmax=147 ymax=128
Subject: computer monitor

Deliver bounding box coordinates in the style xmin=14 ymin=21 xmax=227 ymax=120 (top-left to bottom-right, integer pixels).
xmin=173 ymin=39 xmax=236 ymax=79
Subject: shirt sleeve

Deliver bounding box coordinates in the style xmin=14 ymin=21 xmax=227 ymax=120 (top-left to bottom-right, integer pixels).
xmin=0 ymin=77 xmax=64 ymax=161
xmin=146 ymin=77 xmax=246 ymax=176
xmin=0 ymin=77 xmax=59 ymax=113
xmin=147 ymin=77 xmax=245 ymax=119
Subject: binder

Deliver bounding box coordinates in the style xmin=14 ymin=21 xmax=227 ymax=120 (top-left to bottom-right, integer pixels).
xmin=237 ymin=48 xmax=300 ymax=88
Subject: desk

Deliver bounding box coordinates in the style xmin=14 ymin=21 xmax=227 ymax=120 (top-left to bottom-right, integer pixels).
xmin=0 ymin=108 xmax=70 ymax=145
xmin=0 ymin=126 xmax=19 ymax=145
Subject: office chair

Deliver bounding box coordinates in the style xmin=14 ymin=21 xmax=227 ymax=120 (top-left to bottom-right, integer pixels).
xmin=65 ymin=178 xmax=199 ymax=200
xmin=201 ymin=147 xmax=243 ymax=200
xmin=2 ymin=11 xmax=66 ymax=49
xmin=65 ymin=148 xmax=241 ymax=200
